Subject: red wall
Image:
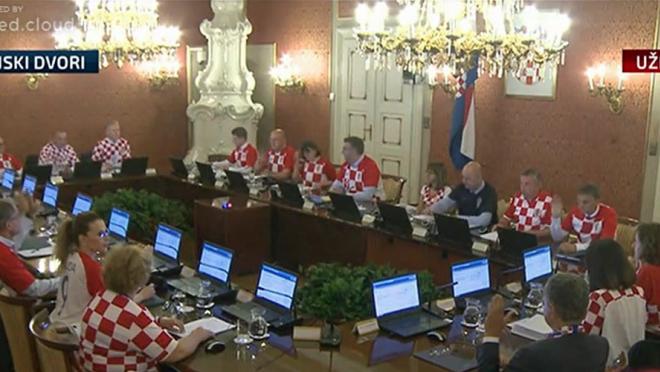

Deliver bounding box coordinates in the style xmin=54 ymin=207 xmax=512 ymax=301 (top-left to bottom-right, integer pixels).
xmin=0 ymin=0 xmax=212 ymax=172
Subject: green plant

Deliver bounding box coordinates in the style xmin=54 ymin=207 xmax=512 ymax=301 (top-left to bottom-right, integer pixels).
xmin=92 ymin=188 xmax=192 ymax=242
xmin=296 ymin=263 xmax=439 ymax=322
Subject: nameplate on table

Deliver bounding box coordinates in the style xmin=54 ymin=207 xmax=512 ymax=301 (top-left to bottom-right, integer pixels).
xmin=100 ymin=172 xmax=113 ymax=180
xmin=472 ymin=241 xmax=489 ymax=254
xmin=249 ymin=188 xmax=260 ymax=197
xmin=50 ymin=176 xmax=64 ymax=185
xmin=145 ymin=168 xmax=157 ymax=176
xmin=361 ymin=214 xmax=376 ymax=226
xmin=435 ymin=298 xmax=456 ymax=313
xmin=236 ymin=289 xmax=254 ymax=303
xmin=412 ymin=226 xmax=429 ymax=238
xmin=352 ymin=318 xmax=379 ymax=336
xmin=293 ymin=326 xmax=322 ymax=341
xmin=302 ymin=200 xmax=315 ymax=211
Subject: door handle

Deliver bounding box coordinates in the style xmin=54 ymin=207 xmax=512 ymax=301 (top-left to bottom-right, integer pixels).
xmin=364 ymin=125 xmax=373 ymax=141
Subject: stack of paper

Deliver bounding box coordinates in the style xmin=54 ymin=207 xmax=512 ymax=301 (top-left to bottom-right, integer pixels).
xmin=170 ymin=317 xmax=235 ymax=338
xmin=509 ymin=314 xmax=553 ymax=341
xmin=479 ymin=231 xmax=499 ymax=242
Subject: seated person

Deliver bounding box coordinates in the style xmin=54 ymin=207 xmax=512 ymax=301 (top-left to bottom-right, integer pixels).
xmin=0 ymin=136 xmax=22 ymax=172
xmin=293 ymin=140 xmax=336 ymax=191
xmin=38 ymin=131 xmax=79 ymax=176
xmin=634 ymin=223 xmax=660 ymax=325
xmin=551 ymin=183 xmax=617 ymax=253
xmin=213 ymin=126 xmax=258 ymax=173
xmin=497 ymin=168 xmax=552 ymax=239
xmin=91 ymin=120 xmax=132 ymax=172
xmin=583 ymin=239 xmax=647 ymax=364
xmin=0 ymin=199 xmax=60 ymax=297
xmin=12 ymin=191 xmax=40 ymax=250
xmin=329 ymin=136 xmax=381 ymax=202
xmin=256 ymin=129 xmax=296 ymax=181
xmin=626 ymin=340 xmax=660 ymax=371
xmin=430 ymin=161 xmax=498 ymax=230
xmin=478 ymin=273 xmax=609 ymax=372
xmin=78 ymin=245 xmax=213 ymax=371
xmin=50 ymin=212 xmax=153 ymax=326
xmin=417 ymin=162 xmax=451 ymax=214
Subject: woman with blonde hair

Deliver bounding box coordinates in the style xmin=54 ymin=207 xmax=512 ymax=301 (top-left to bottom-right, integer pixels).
xmin=417 ymin=162 xmax=451 ymax=214
xmin=78 ymin=245 xmax=213 ymax=371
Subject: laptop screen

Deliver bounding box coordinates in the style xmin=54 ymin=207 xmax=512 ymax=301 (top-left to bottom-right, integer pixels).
xmin=451 ymin=258 xmax=491 ymax=298
xmin=372 ymin=273 xmax=420 ymax=318
xmin=524 ymin=245 xmax=553 ymax=283
xmin=255 ymin=264 xmax=297 ymax=310
xmin=198 ymin=242 xmax=233 ymax=284
xmin=153 ymin=224 xmax=182 ymax=261
xmin=21 ymin=175 xmax=36 ymax=196
xmin=72 ymin=193 xmax=93 ymax=216
xmin=42 ymin=183 xmax=59 ymax=208
xmin=2 ymin=169 xmax=14 ymax=190
xmin=108 ymin=208 xmax=130 ymax=239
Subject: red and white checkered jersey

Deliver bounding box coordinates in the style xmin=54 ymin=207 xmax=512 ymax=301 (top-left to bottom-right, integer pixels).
xmin=39 ymin=142 xmax=79 ymax=168
xmin=636 ymin=263 xmax=660 ymax=325
xmin=91 ymin=137 xmax=132 ymax=166
xmin=420 ymin=185 xmax=451 ymax=207
xmin=228 ymin=143 xmax=258 ymax=168
xmin=300 ymin=157 xmax=336 ymax=188
xmin=78 ymin=290 xmax=177 ymax=372
xmin=265 ymin=146 xmax=296 ymax=174
xmin=561 ymin=203 xmax=618 ymax=244
xmin=0 ymin=152 xmax=22 ymax=171
xmin=582 ymin=286 xmax=647 ymax=336
xmin=503 ymin=191 xmax=553 ymax=232
xmin=337 ymin=155 xmax=381 ymax=194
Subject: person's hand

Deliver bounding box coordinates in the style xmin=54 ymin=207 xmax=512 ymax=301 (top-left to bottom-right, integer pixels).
xmin=551 ymin=195 xmax=563 ymax=218
xmin=134 ymin=284 xmax=156 ymax=303
xmin=484 ymin=295 xmax=516 ymax=338
xmin=190 ymin=327 xmax=214 ymax=342
xmin=159 ymin=317 xmax=185 ymax=334
xmin=558 ymin=242 xmax=577 ymax=254
xmin=14 ymin=192 xmax=40 ymax=218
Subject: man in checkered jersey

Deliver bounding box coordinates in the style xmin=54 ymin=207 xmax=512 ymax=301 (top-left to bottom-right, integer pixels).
xmin=330 ymin=136 xmax=381 ymax=202
xmin=256 ymin=129 xmax=296 ymax=181
xmin=38 ymin=131 xmax=79 ymax=176
xmin=0 ymin=136 xmax=22 ymax=172
xmin=91 ymin=120 xmax=132 ymax=172
xmin=551 ymin=184 xmax=618 ymax=254
xmin=497 ymin=168 xmax=552 ymax=239
xmin=212 ymin=126 xmax=258 ymax=173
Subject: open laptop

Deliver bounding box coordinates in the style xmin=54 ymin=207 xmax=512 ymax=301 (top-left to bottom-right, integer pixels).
xmin=1 ymin=169 xmax=15 ymax=193
xmin=71 ymin=193 xmax=93 ymax=216
xmin=434 ymin=214 xmax=472 ymax=247
xmin=378 ymin=202 xmax=413 ymax=236
xmin=23 ymin=164 xmax=52 ymax=185
xmin=225 ymin=169 xmax=249 ymax=193
xmin=107 ymin=208 xmax=130 ymax=245
xmin=497 ymin=228 xmax=538 ymax=265
xmin=120 ymin=157 xmax=148 ymax=176
xmin=21 ymin=175 xmax=37 ymax=196
xmin=451 ymin=258 xmax=501 ymax=310
xmin=523 ymin=245 xmax=553 ymax=284
xmin=40 ymin=182 xmax=59 ymax=215
xmin=196 ymin=161 xmax=216 ymax=186
xmin=329 ymin=192 xmax=362 ymax=223
xmin=73 ymin=161 xmax=102 ymax=179
xmin=151 ymin=223 xmax=183 ymax=272
xmin=167 ymin=241 xmax=234 ymax=297
xmin=372 ymin=273 xmax=449 ymax=338
xmin=169 ymin=158 xmax=188 ymax=179
xmin=222 ymin=263 xmax=298 ymax=328
xmin=277 ymin=181 xmax=304 ymax=208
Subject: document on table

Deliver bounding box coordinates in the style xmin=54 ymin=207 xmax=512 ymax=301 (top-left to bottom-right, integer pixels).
xmin=170 ymin=317 xmax=235 ymax=338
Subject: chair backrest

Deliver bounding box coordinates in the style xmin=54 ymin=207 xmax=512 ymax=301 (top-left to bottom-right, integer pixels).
xmin=497 ymin=198 xmax=510 ymax=219
xmin=25 ymin=154 xmax=39 ymax=168
xmin=615 ymin=217 xmax=638 ymax=258
xmin=29 ymin=309 xmax=79 ymax=372
xmin=601 ymin=294 xmax=647 ymax=365
xmin=207 ymin=154 xmax=228 ymax=163
xmin=0 ymin=293 xmax=40 ymax=372
xmin=381 ymin=174 xmax=407 ymax=204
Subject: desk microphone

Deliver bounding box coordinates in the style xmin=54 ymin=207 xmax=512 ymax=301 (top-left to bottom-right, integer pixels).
xmin=423 ymin=281 xmax=458 ymax=315
xmin=495 ymin=265 xmax=523 ymax=298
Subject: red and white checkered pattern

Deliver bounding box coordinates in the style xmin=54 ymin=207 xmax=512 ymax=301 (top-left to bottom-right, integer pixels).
xmin=420 ymin=185 xmax=447 ymax=207
xmin=582 ymin=285 xmax=645 ymax=335
xmin=39 ymin=143 xmax=79 ymax=168
xmin=228 ymin=143 xmax=257 ymax=168
xmin=561 ymin=204 xmax=618 ymax=244
xmin=504 ymin=191 xmax=552 ymax=232
xmin=338 ymin=155 xmax=380 ymax=194
xmin=302 ymin=161 xmax=326 ymax=188
xmin=516 ymin=60 xmax=543 ymax=85
xmin=78 ymin=290 xmax=177 ymax=372
xmin=0 ymin=153 xmax=21 ymax=171
xmin=91 ymin=137 xmax=131 ymax=166
xmin=266 ymin=146 xmax=295 ymax=174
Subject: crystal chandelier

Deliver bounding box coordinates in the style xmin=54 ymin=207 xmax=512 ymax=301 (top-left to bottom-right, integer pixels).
xmin=52 ymin=0 xmax=181 ymax=69
xmin=137 ymin=53 xmax=180 ymax=89
xmin=354 ymin=0 xmax=570 ymax=82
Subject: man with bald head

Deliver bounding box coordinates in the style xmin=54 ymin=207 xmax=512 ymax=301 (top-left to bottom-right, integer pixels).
xmin=430 ymin=161 xmax=498 ymax=230
xmin=257 ymin=129 xmax=296 ymax=180
xmin=92 ymin=120 xmax=131 ymax=172
xmin=39 ymin=131 xmax=79 ymax=176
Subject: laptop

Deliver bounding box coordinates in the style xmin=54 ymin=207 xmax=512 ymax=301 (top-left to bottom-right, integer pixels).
xmin=169 ymin=158 xmax=188 ymax=179
xmin=372 ymin=273 xmax=449 ymax=338
xmin=151 ymin=223 xmax=183 ymax=272
xmin=451 ymin=257 xmax=496 ymax=307
xmin=107 ymin=208 xmax=130 ymax=245
xmin=329 ymin=192 xmax=362 ymax=223
xmin=196 ymin=161 xmax=216 ymax=186
xmin=498 ymin=228 xmax=539 ymax=264
xmin=378 ymin=202 xmax=413 ymax=236
xmin=434 ymin=214 xmax=472 ymax=247
xmin=221 ymin=263 xmax=298 ymax=328
xmin=120 ymin=157 xmax=148 ymax=176
xmin=1 ymin=169 xmax=15 ymax=192
xmin=523 ymin=245 xmax=553 ymax=284
xmin=21 ymin=175 xmax=37 ymax=196
xmin=23 ymin=164 xmax=52 ymax=185
xmin=225 ymin=169 xmax=249 ymax=193
xmin=71 ymin=193 xmax=93 ymax=216
xmin=74 ymin=161 xmax=102 ymax=179
xmin=277 ymin=181 xmax=304 ymax=208
xmin=40 ymin=182 xmax=59 ymax=215
xmin=167 ymin=241 xmax=234 ymax=297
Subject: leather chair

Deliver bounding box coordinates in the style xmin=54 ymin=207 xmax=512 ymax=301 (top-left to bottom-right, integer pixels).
xmin=615 ymin=216 xmax=639 ymax=258
xmin=29 ymin=308 xmax=79 ymax=372
xmin=381 ymin=174 xmax=407 ymax=204
xmin=0 ymin=292 xmax=40 ymax=372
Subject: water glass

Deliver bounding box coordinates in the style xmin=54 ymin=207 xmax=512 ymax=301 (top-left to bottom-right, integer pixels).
xmin=234 ymin=319 xmax=254 ymax=345
xmin=525 ymin=282 xmax=544 ymax=309
xmin=462 ymin=298 xmax=482 ymax=328
xmin=248 ymin=308 xmax=269 ymax=340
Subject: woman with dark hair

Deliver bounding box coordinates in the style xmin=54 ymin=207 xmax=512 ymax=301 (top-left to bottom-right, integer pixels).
xmin=583 ymin=239 xmax=647 ymax=364
xmin=417 ymin=162 xmax=451 ymax=214
xmin=293 ymin=140 xmax=336 ymax=191
xmin=634 ymin=223 xmax=660 ymax=325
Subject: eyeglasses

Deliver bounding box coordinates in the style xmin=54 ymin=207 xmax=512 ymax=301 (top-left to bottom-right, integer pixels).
xmin=98 ymin=230 xmax=109 ymax=238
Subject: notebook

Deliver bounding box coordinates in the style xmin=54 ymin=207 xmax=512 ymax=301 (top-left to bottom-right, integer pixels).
xmin=170 ymin=317 xmax=235 ymax=338
xmin=509 ymin=314 xmax=553 ymax=341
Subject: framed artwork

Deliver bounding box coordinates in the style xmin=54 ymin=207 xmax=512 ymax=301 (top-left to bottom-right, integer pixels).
xmin=504 ymin=63 xmax=558 ymax=100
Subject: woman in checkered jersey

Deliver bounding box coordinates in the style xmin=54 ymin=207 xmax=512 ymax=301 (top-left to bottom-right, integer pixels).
xmin=78 ymin=245 xmax=213 ymax=371
xmin=416 ymin=162 xmax=451 ymax=214
xmin=633 ymin=223 xmax=660 ymax=326
xmin=292 ymin=141 xmax=336 ymax=192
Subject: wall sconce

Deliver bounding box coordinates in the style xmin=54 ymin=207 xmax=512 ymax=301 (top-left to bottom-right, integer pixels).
xmin=586 ymin=64 xmax=626 ymax=114
xmin=25 ymin=73 xmax=48 ymax=90
xmin=426 ymin=65 xmax=457 ymax=95
xmin=269 ymin=54 xmax=304 ymax=92
xmin=138 ymin=53 xmax=180 ymax=89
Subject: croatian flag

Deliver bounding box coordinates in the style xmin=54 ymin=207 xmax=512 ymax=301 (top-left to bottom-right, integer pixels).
xmin=449 ymin=60 xmax=479 ymax=170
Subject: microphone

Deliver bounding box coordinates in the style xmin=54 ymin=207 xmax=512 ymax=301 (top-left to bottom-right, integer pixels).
xmin=424 ymin=281 xmax=458 ymax=315
xmin=495 ymin=265 xmax=524 ymax=298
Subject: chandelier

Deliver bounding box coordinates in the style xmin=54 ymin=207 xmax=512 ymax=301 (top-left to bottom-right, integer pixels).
xmin=52 ymin=0 xmax=181 ymax=69
xmin=354 ymin=0 xmax=570 ymax=83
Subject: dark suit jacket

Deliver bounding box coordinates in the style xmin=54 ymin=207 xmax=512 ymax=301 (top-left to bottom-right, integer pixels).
xmin=477 ymin=333 xmax=609 ymax=372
